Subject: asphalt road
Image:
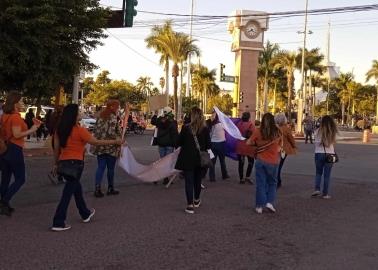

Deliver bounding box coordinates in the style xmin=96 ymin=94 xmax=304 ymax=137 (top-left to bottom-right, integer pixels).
xmin=0 ymin=131 xmax=377 ymax=270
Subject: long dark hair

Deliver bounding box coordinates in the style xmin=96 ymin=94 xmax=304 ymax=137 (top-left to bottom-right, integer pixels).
xmin=260 ymin=113 xmax=281 ymax=141
xmin=319 ymin=115 xmax=338 ymax=147
xmin=57 ymin=104 xmax=79 ymax=148
xmin=190 ymin=106 xmax=205 ymax=134
xmin=3 ymin=91 xmax=22 ymax=114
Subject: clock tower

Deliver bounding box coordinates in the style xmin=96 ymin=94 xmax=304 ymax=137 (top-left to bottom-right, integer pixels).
xmin=228 ymin=10 xmax=269 ymax=118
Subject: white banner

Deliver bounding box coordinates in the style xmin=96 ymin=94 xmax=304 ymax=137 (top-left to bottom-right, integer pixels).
xmin=118 ymin=146 xmax=181 ymax=182
xmin=213 ymin=106 xmax=245 ymax=140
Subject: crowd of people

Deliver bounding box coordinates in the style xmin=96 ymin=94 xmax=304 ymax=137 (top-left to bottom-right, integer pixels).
xmin=0 ymin=91 xmax=339 ymax=230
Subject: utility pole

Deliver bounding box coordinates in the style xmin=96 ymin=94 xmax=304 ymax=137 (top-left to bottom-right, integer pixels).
xmin=186 ymin=0 xmax=194 ymax=97
xmin=296 ymin=0 xmax=309 ymax=133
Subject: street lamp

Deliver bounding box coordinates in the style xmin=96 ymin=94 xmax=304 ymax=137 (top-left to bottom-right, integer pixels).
xmin=296 ymin=0 xmax=309 ymax=134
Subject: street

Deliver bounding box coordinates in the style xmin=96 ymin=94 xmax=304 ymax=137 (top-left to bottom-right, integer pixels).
xmin=1 ymin=132 xmax=378 ymax=270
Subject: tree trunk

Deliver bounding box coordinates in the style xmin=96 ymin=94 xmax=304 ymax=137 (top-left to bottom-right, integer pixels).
xmin=341 ymin=102 xmax=345 ymax=125
xmin=263 ymin=69 xmax=268 ymax=113
xmin=172 ymin=63 xmax=179 ymax=117
xmin=165 ymin=57 xmax=170 ymax=105
xmin=287 ymin=73 xmax=292 ymax=122
xmin=272 ymin=80 xmax=277 ymax=114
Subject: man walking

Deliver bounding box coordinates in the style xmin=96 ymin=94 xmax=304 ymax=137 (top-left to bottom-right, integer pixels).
xmin=303 ymin=113 xmax=314 ymax=144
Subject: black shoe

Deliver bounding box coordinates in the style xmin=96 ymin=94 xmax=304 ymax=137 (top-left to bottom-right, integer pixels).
xmin=209 ymin=179 xmax=216 ymax=182
xmin=222 ymin=175 xmax=230 ymax=180
xmin=194 ymin=199 xmax=201 ymax=208
xmin=239 ymin=179 xmax=245 ymax=184
xmin=162 ymin=178 xmax=170 ymax=185
xmin=107 ymin=186 xmax=119 ymax=195
xmin=0 ymin=202 xmax=12 ymax=217
xmin=153 ymin=181 xmax=158 ymax=185
xmin=94 ymin=186 xmax=104 ymax=198
xmin=277 ymin=181 xmax=282 ymax=189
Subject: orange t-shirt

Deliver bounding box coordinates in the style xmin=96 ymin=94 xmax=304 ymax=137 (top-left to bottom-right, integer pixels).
xmin=59 ymin=125 xmax=92 ymax=161
xmin=249 ymin=128 xmax=281 ymax=165
xmin=1 ymin=113 xmax=28 ymax=148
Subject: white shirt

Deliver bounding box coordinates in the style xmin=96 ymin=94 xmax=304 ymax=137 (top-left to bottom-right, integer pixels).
xmin=210 ymin=123 xmax=226 ymax=142
xmin=314 ymin=129 xmax=335 ymax=154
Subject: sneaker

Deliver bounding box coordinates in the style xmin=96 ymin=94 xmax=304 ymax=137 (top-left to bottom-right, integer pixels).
xmin=255 ymin=207 xmax=263 ymax=214
xmin=83 ymin=209 xmax=95 ymax=223
xmin=246 ymin=178 xmax=254 ymax=185
xmin=311 ymin=190 xmax=321 ymax=197
xmin=201 ymin=184 xmax=206 ymax=189
xmin=94 ymin=188 xmax=104 ymax=198
xmin=322 ymin=195 xmax=331 ymax=199
xmin=107 ymin=187 xmax=120 ymax=196
xmin=194 ymin=200 xmax=201 ymax=208
xmin=185 ymin=206 xmax=194 ymax=214
xmin=265 ymin=203 xmax=276 ymax=213
xmin=51 ymin=224 xmax=71 ymax=232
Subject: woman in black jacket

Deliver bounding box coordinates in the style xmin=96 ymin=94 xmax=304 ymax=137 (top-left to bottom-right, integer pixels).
xmin=175 ymin=107 xmax=211 ymax=214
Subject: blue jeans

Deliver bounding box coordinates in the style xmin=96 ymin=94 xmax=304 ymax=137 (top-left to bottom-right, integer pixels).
xmin=209 ymin=141 xmax=228 ymax=181
xmin=53 ymin=160 xmax=90 ymax=227
xmin=314 ymin=153 xmax=333 ymax=195
xmin=0 ymin=143 xmax=26 ymax=204
xmin=158 ymin=146 xmax=174 ymax=158
xmin=183 ymin=168 xmax=203 ymax=205
xmin=95 ymin=154 xmax=117 ymax=187
xmin=255 ymin=159 xmax=279 ymax=207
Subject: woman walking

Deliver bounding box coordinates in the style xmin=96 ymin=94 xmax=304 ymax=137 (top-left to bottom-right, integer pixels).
xmin=175 ymin=107 xmax=211 ymax=214
xmin=51 ymin=104 xmax=122 ymax=231
xmin=247 ymin=113 xmax=282 ymax=214
xmin=275 ymin=113 xmax=297 ymax=188
xmin=235 ymin=112 xmax=255 ymax=184
xmin=93 ymin=99 xmax=124 ymax=197
xmin=311 ymin=115 xmax=338 ymax=199
xmin=0 ymin=91 xmax=41 ymax=216
xmin=208 ymin=110 xmax=229 ymax=182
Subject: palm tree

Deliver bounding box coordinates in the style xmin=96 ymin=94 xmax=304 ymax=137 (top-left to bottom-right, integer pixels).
xmin=191 ymin=64 xmax=220 ymax=113
xmin=335 ymin=72 xmax=354 ymax=125
xmin=259 ymin=41 xmax=279 ymax=113
xmin=145 ymin=21 xmax=174 ymax=99
xmin=153 ymin=31 xmax=200 ymax=116
xmin=136 ymin=76 xmax=154 ymax=97
xmin=366 ymin=59 xmax=378 ymax=125
xmin=274 ymin=51 xmax=297 ymax=121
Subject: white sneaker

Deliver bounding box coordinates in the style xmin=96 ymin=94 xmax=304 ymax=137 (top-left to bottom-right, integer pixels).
xmin=51 ymin=224 xmax=71 ymax=232
xmin=265 ymin=203 xmax=276 ymax=213
xmin=255 ymin=207 xmax=263 ymax=214
xmin=311 ymin=190 xmax=321 ymax=197
xmin=83 ymin=208 xmax=95 ymax=223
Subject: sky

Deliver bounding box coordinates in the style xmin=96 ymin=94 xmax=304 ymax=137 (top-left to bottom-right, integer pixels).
xmin=89 ymin=0 xmax=378 ymax=93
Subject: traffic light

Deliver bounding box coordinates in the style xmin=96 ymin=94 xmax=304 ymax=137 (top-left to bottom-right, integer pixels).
xmin=125 ymin=0 xmax=138 ymax=27
xmin=220 ymin=63 xmax=225 ymax=81
xmin=239 ymin=91 xmax=244 ymax=103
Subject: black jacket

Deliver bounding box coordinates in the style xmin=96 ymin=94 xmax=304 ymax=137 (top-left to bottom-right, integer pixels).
xmin=175 ymin=124 xmax=211 ymax=171
xmin=155 ymin=117 xmax=178 ymax=147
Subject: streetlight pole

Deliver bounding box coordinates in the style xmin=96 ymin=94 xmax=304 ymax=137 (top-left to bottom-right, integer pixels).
xmin=296 ymin=0 xmax=309 ymax=134
xmin=186 ymin=0 xmax=194 ymax=97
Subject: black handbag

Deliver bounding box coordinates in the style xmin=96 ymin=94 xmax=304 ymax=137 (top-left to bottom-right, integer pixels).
xmin=191 ymin=127 xmax=212 ymax=168
xmin=57 ymin=160 xmax=84 ymax=180
xmin=323 ymin=145 xmax=339 ymax=164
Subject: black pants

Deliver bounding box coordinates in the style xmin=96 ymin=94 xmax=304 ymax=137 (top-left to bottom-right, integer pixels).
xmin=277 ymin=154 xmax=287 ymax=187
xmin=52 ymin=161 xmax=90 ymax=227
xmin=305 ymin=130 xmax=313 ymax=143
xmin=238 ymin=155 xmax=254 ymax=180
xmin=183 ymin=168 xmax=203 ymax=205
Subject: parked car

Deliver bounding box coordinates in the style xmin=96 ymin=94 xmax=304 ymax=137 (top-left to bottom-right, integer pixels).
xmin=20 ymin=106 xmax=54 ymax=119
xmin=80 ymin=117 xmax=96 ymax=131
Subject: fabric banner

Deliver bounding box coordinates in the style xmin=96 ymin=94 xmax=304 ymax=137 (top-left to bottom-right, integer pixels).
xmin=118 ymin=146 xmax=180 ymax=182
xmin=213 ymin=107 xmax=244 ymax=161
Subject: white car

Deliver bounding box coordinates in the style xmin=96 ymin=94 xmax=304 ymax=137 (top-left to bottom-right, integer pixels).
xmin=80 ymin=117 xmax=96 ymax=131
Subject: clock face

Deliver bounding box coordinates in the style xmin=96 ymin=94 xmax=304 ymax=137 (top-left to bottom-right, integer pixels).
xmin=244 ymin=20 xmax=261 ymax=39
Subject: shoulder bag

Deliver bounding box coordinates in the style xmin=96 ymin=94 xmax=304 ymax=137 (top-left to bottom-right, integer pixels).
xmin=323 ymin=144 xmax=339 ymax=164
xmin=191 ymin=127 xmax=212 ymax=168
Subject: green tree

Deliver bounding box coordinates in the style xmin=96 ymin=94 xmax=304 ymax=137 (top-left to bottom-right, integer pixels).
xmin=0 ymin=0 xmax=109 ymax=101
xmin=334 ymin=72 xmax=354 ymax=125
xmin=366 ymin=59 xmax=378 ymax=124
xmin=207 ymin=94 xmax=233 ymax=116
xmin=274 ymin=51 xmax=297 ymax=121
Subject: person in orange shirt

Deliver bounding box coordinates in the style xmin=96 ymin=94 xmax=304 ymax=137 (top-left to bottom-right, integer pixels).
xmin=0 ymin=91 xmax=41 ymax=216
xmin=247 ymin=113 xmax=282 ymax=214
xmin=51 ymin=104 xmax=123 ymax=232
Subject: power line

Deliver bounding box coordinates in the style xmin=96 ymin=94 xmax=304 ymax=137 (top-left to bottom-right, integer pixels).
xmin=104 ymin=29 xmax=160 ymax=67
